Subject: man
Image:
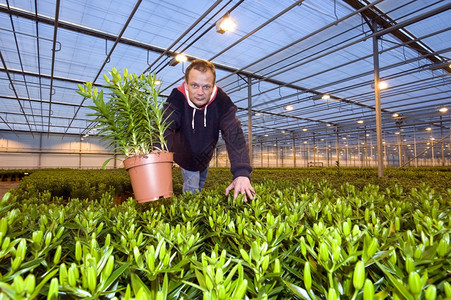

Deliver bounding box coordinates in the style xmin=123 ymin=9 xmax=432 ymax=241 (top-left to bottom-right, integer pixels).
xmin=164 ymin=59 xmax=255 ymax=200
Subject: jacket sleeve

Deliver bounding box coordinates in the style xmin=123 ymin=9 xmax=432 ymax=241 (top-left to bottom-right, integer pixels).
xmin=163 ymin=89 xmax=182 ymax=149
xmin=219 ymin=100 xmax=252 ymax=179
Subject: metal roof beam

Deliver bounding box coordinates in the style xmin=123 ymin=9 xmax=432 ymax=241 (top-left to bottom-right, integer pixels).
xmin=1 ymin=95 xmax=86 ymax=108
xmin=343 ymin=0 xmax=451 ymax=73
xmin=67 ymin=0 xmax=143 ymax=136
xmin=0 ymin=3 xmax=312 ymax=93
xmin=47 ymin=0 xmax=60 ymax=133
xmin=0 ymin=50 xmax=33 ymax=133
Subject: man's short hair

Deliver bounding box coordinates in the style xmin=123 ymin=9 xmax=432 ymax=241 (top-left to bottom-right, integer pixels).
xmin=185 ymin=59 xmax=216 ymax=83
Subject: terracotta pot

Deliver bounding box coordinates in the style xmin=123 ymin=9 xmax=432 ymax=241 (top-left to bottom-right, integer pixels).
xmin=123 ymin=152 xmax=173 ymax=203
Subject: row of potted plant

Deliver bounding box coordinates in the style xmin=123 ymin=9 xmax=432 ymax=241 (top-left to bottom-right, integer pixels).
xmin=10 ymin=167 xmax=451 ymax=203
xmin=0 ymin=170 xmax=32 ymax=182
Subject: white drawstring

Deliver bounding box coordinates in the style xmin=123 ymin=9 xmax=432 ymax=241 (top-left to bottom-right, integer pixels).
xmin=192 ymin=109 xmax=196 ymax=130
xmin=191 ymin=107 xmax=207 ymax=130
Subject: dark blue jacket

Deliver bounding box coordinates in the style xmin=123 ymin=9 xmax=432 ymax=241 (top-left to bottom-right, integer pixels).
xmin=164 ymin=82 xmax=252 ymax=179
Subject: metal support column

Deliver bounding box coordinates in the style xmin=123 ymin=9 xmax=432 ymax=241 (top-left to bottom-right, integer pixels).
xmin=441 ymin=116 xmax=445 ymax=166
xmin=335 ymin=128 xmax=340 ymax=166
xmin=397 ymin=133 xmax=402 ymax=167
xmin=414 ymin=128 xmax=418 ymax=167
xmin=247 ymin=76 xmax=253 ymax=167
xmin=364 ymin=128 xmax=368 ymax=166
xmin=38 ymin=133 xmax=42 ymax=168
xmin=79 ymin=136 xmax=82 ymax=169
xmin=372 ymin=21 xmax=384 ymax=177
xmin=260 ymin=141 xmax=263 ymax=167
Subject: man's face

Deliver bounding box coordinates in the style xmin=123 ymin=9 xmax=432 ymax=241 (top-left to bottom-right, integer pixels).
xmin=186 ymin=69 xmax=215 ymax=108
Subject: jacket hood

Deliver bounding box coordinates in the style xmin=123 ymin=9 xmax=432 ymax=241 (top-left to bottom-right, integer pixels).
xmin=177 ymin=81 xmax=218 ymax=110
xmin=177 ymin=81 xmax=218 ymax=130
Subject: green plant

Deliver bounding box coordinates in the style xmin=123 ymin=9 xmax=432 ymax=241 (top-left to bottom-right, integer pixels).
xmin=1 ymin=167 xmax=451 ymax=299
xmin=77 ymin=68 xmax=171 ymax=162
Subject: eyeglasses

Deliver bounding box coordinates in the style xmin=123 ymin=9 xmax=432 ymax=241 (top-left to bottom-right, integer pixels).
xmin=190 ymin=83 xmax=212 ymax=91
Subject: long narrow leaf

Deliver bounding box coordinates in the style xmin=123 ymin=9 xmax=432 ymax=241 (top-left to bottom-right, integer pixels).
xmin=375 ymin=261 xmax=414 ymax=300
xmin=29 ymin=269 xmax=58 ymax=299
xmin=98 ymin=260 xmax=132 ymax=292
xmin=282 ymin=279 xmax=312 ymax=300
xmin=130 ymin=272 xmax=152 ymax=296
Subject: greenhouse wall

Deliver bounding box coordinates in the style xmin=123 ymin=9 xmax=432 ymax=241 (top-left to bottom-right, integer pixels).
xmin=1 ymin=131 xmax=449 ymax=169
xmin=0 ymin=131 xmax=116 ymax=169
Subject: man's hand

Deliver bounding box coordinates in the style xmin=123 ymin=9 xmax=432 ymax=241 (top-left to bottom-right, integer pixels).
xmin=225 ymin=176 xmax=255 ymax=201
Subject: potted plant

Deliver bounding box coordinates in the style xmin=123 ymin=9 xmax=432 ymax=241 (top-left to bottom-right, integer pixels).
xmin=77 ymin=67 xmax=173 ymax=202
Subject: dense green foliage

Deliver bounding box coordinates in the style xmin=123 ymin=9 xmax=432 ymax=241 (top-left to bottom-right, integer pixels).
xmin=7 ymin=167 xmax=451 ymax=200
xmin=206 ymin=167 xmax=451 ymax=194
xmin=0 ymin=167 xmax=450 ymax=299
xmin=13 ymin=169 xmax=131 ymax=201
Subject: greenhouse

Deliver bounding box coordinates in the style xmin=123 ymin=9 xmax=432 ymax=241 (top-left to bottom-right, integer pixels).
xmin=0 ymin=0 xmax=450 ymax=299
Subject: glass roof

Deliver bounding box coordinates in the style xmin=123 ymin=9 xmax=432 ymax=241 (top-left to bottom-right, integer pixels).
xmin=0 ymin=0 xmax=450 ymax=146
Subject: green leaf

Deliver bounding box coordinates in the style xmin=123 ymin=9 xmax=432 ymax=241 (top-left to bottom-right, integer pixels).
xmin=97 ymin=260 xmax=132 ymax=293
xmin=130 ymin=272 xmax=151 ymax=296
xmin=181 ymin=280 xmax=207 ymax=293
xmin=0 ymin=282 xmax=19 ymax=299
xmin=283 ymin=279 xmax=312 ymax=300
xmin=375 ymin=261 xmax=414 ymax=300
xmin=2 ymin=258 xmax=44 ymax=282
xmin=29 ymin=269 xmax=58 ymax=299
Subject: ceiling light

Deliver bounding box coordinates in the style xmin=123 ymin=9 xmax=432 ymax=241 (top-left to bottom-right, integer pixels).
xmin=439 ymin=106 xmax=448 ymax=113
xmin=169 ymin=53 xmax=188 ymax=66
xmin=321 ymin=94 xmax=330 ymax=100
xmin=392 ymin=113 xmax=399 ymax=118
xmin=302 ymin=128 xmax=308 ymax=132
xmin=154 ymin=80 xmax=161 ymax=86
xmin=426 ymin=127 xmax=432 ymax=131
xmin=285 ymin=105 xmax=294 ymax=111
xmin=216 ymin=14 xmax=236 ymax=33
xmin=372 ymin=81 xmax=388 ymax=90
xmin=378 ymin=81 xmax=388 ymax=90
xmin=357 ymin=119 xmax=364 ymax=124
xmin=175 ymin=54 xmax=187 ymax=63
